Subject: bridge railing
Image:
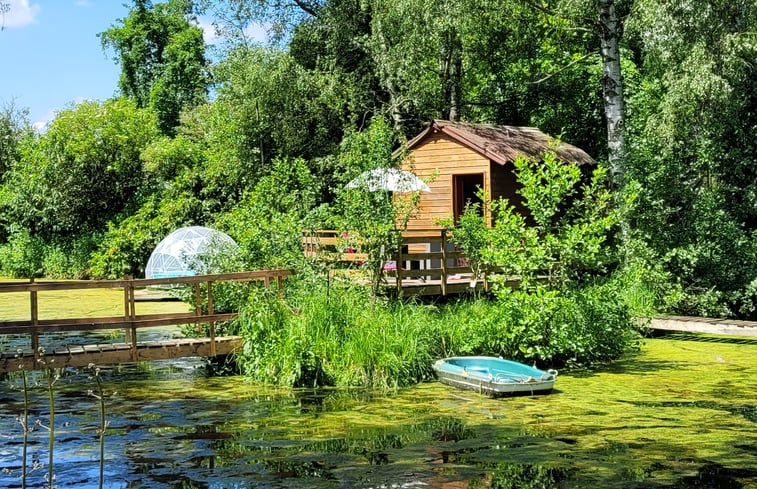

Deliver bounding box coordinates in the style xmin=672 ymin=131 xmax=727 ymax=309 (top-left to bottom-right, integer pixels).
xmin=0 ymin=269 xmax=293 ymax=365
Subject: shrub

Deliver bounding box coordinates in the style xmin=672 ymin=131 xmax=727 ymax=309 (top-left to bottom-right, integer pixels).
xmin=0 ymin=227 xmax=45 ymax=278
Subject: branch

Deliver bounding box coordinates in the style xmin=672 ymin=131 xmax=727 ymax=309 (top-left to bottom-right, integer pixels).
xmin=529 ymin=52 xmax=596 ymax=84
xmin=290 ymin=0 xmax=321 ymax=17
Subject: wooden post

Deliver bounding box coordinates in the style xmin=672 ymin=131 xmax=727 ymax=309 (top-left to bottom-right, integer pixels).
xmin=123 ymin=275 xmax=131 ymax=344
xmin=396 ymin=241 xmax=403 ymax=296
xmin=194 ymin=283 xmax=203 ymax=336
xmin=263 ymin=266 xmax=270 ymax=288
xmin=125 ymin=276 xmax=138 ymax=361
xmin=30 ymin=278 xmax=39 ymax=359
xmin=440 ymin=230 xmax=448 ymax=296
xmin=207 ymin=281 xmax=215 ymax=357
xmin=276 ymin=273 xmax=283 ymax=299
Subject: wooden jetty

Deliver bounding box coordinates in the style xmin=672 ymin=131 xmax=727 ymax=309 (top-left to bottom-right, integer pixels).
xmin=0 ymin=269 xmax=292 ymax=373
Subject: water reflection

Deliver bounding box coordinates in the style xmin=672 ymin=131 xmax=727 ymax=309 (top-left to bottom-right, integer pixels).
xmin=0 ymin=335 xmax=755 ymax=488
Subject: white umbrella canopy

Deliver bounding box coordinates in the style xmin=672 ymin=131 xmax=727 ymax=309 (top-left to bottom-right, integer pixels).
xmin=345 ymin=168 xmax=430 ymax=193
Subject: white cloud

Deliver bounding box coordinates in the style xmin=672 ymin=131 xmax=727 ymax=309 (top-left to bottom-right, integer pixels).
xmin=32 ymin=110 xmax=58 ymax=134
xmin=32 ymin=108 xmax=56 ymax=134
xmin=243 ymin=23 xmax=268 ymax=44
xmin=2 ymin=0 xmax=41 ymax=28
xmin=75 ymin=0 xmax=92 ymax=7
xmin=197 ymin=18 xmax=221 ymax=45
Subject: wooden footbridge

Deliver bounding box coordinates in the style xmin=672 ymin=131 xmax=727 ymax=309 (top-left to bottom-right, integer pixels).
xmin=0 ymin=269 xmax=292 ymax=374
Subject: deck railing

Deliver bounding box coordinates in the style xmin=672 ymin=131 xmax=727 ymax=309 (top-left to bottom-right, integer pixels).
xmin=302 ymin=229 xmax=500 ymax=295
xmin=0 ymin=269 xmax=293 ymax=364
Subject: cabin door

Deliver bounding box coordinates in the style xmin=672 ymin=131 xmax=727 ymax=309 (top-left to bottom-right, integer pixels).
xmin=453 ymin=173 xmax=484 ymax=223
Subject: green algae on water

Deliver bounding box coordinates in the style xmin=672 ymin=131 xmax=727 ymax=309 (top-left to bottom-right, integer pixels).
xmin=1 ymin=334 xmax=755 ymax=488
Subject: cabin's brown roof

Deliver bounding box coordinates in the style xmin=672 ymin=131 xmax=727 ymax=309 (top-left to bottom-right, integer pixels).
xmin=400 ymin=120 xmax=595 ymax=165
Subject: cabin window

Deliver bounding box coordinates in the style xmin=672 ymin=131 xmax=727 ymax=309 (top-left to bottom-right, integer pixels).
xmin=453 ymin=173 xmax=484 ymax=223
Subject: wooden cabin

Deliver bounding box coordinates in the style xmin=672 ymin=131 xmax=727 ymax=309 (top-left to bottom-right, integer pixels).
xmin=397 ymin=120 xmax=595 ymax=230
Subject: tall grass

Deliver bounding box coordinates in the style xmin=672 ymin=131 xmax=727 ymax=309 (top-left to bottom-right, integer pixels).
xmin=234 ymin=274 xmax=642 ymax=388
xmin=237 ymin=281 xmax=443 ymax=388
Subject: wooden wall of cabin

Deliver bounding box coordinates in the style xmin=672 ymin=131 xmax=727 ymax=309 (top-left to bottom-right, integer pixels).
xmin=489 ymin=161 xmax=526 ymax=214
xmin=400 ymin=131 xmax=490 ymax=230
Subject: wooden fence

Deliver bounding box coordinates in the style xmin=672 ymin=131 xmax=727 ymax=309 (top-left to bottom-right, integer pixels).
xmin=0 ymin=269 xmax=292 ymax=371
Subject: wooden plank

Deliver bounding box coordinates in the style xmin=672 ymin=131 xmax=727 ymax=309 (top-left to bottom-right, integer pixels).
xmin=0 ymin=312 xmax=238 ymax=334
xmin=0 ymin=270 xmax=294 ymax=293
xmin=650 ymin=316 xmax=757 ymax=337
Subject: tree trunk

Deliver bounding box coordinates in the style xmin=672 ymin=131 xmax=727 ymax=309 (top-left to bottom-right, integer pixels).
xmin=597 ymin=0 xmax=626 ymax=190
xmin=373 ymin=18 xmax=407 ymax=140
xmin=440 ymin=27 xmax=462 ymax=121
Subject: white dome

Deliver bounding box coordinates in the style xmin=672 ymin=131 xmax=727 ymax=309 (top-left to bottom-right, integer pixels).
xmin=145 ymin=226 xmax=238 ymax=279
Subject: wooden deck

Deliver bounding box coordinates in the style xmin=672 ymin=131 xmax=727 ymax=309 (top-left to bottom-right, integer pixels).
xmin=0 ymin=270 xmax=292 ymax=373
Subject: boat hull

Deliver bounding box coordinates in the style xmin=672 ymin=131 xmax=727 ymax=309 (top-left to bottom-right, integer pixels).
xmin=433 ymin=357 xmax=557 ymax=397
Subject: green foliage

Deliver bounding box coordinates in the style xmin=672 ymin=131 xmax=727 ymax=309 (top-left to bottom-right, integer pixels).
xmin=219 ymin=157 xmax=318 ymax=271
xmin=437 ymin=153 xmax=640 ymax=365
xmin=625 ymin=0 xmax=757 ymax=318
xmin=486 ymin=153 xmax=618 ymax=290
xmin=211 ymin=47 xmax=348 ymax=179
xmin=0 ymin=103 xmax=31 ymax=181
xmin=443 ymin=198 xmax=489 ymax=293
xmin=334 ymin=117 xmax=420 ymax=297
xmin=235 ymin=276 xmax=639 ymax=388
xmin=99 ymin=0 xmax=209 ymax=134
xmin=0 ymin=226 xmax=45 ymax=277
xmin=0 ymin=99 xmax=160 ymax=240
xmin=89 ymin=193 xmax=199 ymax=279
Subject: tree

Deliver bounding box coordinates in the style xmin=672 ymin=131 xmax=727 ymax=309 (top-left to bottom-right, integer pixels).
xmin=597 ymin=0 xmax=626 ymax=190
xmin=334 ymin=117 xmax=420 ymax=298
xmin=0 ymin=99 xmax=160 ymax=239
xmin=99 ymin=0 xmax=209 ymax=134
xmin=0 ymin=102 xmax=30 ymax=180
xmin=624 ymin=0 xmax=757 ymax=317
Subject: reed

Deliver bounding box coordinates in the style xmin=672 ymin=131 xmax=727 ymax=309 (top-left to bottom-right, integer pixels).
xmin=17 ymin=352 xmax=29 ymax=489
xmin=237 ymin=281 xmax=443 ymax=388
xmin=236 ymin=274 xmax=639 ymax=387
xmin=88 ymin=364 xmax=108 ymax=489
xmin=41 ymin=357 xmax=58 ymax=489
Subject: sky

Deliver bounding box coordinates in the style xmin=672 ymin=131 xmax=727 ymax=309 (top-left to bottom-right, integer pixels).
xmin=0 ymin=0 xmax=266 ymax=131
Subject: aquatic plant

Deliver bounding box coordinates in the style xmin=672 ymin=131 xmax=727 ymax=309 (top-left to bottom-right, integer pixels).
xmin=37 ymin=353 xmax=59 ymax=489
xmin=16 ymin=353 xmax=29 ymax=489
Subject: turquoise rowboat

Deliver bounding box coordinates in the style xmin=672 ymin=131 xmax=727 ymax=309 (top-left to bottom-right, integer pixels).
xmin=433 ymin=356 xmax=558 ymax=397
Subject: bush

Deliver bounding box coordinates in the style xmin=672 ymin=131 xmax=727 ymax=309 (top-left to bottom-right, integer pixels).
xmin=41 ymin=235 xmax=99 ymax=279
xmin=0 ymin=227 xmax=45 ymax=277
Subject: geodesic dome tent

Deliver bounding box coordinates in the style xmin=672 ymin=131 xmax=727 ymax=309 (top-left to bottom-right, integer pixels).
xmin=145 ymin=226 xmax=239 ymax=279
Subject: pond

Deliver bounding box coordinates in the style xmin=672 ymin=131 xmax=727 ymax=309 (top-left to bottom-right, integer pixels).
xmin=0 ymin=333 xmax=755 ymax=488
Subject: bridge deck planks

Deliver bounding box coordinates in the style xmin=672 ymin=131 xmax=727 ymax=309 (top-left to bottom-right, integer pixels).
xmin=0 ymin=336 xmax=243 ymax=373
